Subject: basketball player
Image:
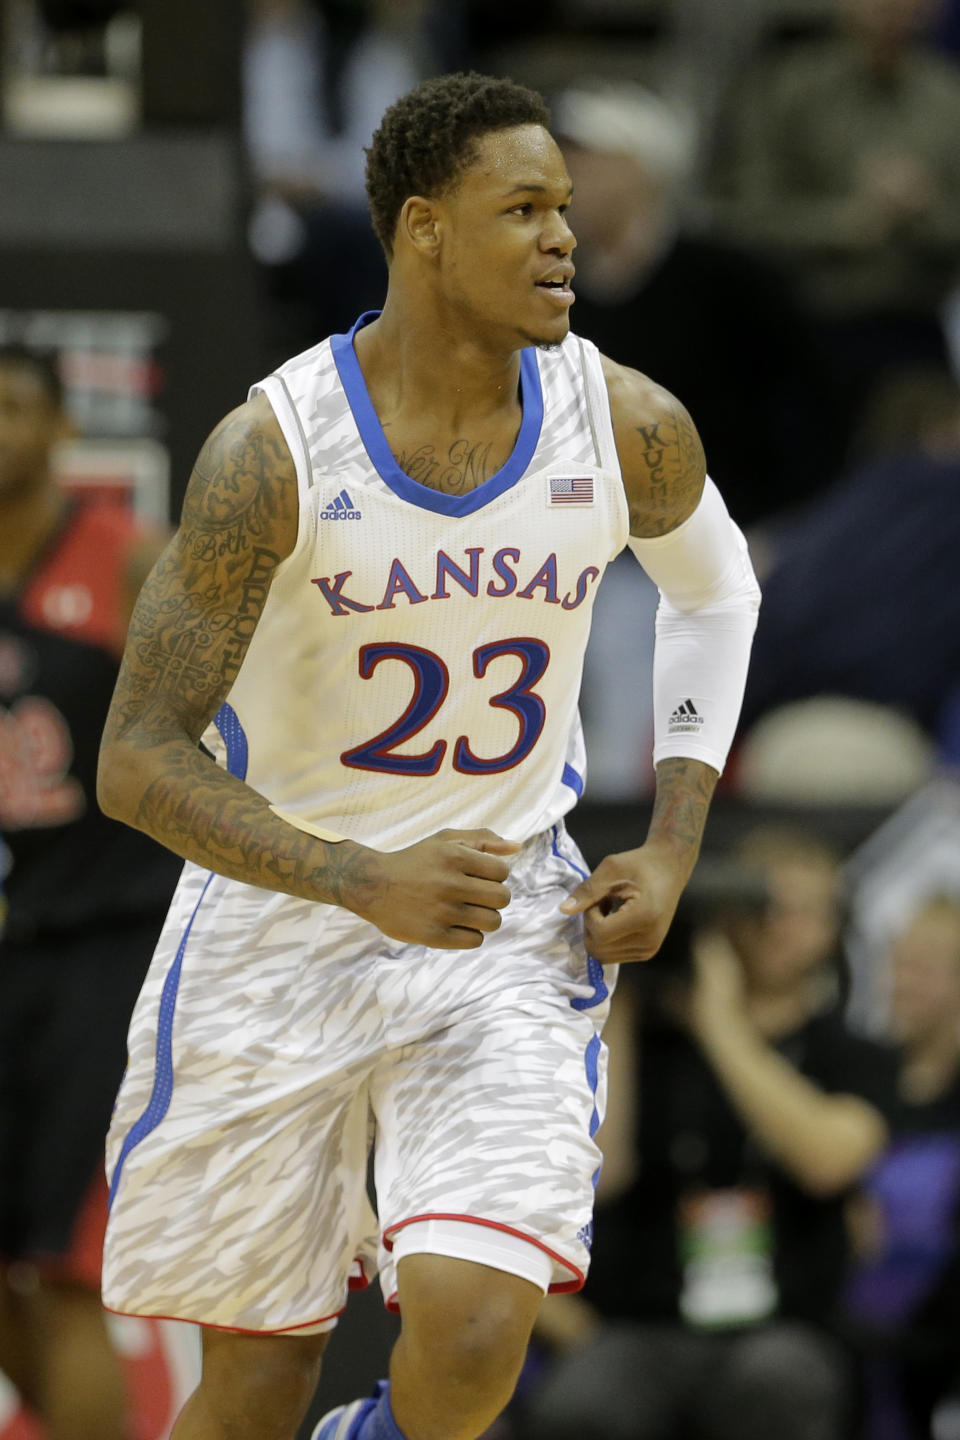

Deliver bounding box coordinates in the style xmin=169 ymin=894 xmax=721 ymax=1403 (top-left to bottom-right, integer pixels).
xmin=97 ymin=74 xmax=760 ymax=1440
xmin=0 ymin=344 xmax=180 ymax=1440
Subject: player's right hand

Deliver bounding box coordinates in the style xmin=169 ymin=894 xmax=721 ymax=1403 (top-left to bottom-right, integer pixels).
xmin=348 ymin=828 xmax=520 ymax=950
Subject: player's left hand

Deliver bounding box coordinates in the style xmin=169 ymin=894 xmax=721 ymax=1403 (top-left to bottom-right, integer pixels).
xmin=559 ymin=843 xmax=690 ymax=964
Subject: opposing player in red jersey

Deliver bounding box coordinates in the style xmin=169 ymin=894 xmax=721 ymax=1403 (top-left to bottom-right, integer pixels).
xmin=0 ymin=345 xmax=181 ymax=1440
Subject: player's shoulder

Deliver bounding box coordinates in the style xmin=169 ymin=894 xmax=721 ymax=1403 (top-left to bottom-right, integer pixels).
xmin=197 ymin=390 xmax=295 ymax=476
xmin=599 ymin=353 xmax=695 ymax=439
xmin=230 ymin=387 xmax=289 ymax=437
xmin=597 ymin=354 xmax=705 ymax=535
xmin=179 ymin=390 xmax=300 ymax=556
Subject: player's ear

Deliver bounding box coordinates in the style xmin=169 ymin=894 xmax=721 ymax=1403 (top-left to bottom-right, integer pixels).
xmin=399 ymin=196 xmax=442 ymax=258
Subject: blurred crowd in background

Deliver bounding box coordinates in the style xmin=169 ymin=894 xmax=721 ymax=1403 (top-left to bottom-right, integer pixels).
xmin=3 ymin=2 xmax=960 ymax=1439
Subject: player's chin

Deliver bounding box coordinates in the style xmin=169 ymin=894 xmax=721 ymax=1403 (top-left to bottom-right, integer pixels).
xmin=519 ymin=314 xmax=571 ymax=350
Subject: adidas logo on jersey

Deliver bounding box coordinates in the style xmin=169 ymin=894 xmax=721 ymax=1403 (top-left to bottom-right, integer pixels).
xmin=667 ymin=699 xmax=704 ymax=734
xmin=320 ymin=489 xmax=362 ymax=520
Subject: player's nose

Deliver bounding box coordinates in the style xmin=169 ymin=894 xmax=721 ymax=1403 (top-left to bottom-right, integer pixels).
xmin=541 ymin=212 xmax=576 ymax=256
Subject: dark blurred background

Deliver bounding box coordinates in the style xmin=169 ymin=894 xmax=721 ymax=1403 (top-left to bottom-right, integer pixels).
xmin=3 ymin=3 xmax=960 ymax=1438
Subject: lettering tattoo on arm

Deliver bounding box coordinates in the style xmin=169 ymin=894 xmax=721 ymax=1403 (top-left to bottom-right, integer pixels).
xmin=631 ymin=398 xmax=706 ymax=538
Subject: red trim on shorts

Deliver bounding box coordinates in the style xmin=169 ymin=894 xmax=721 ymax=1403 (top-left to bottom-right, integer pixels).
xmin=101 ymin=1254 xmax=369 ymax=1333
xmin=348 ymin=1257 xmax=370 ymax=1291
xmin=381 ymin=1211 xmax=586 ymax=1312
xmin=103 ymin=1302 xmax=346 ymax=1334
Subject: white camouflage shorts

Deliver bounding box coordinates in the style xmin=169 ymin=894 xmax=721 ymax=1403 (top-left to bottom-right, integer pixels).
xmin=102 ymin=822 xmax=613 ymax=1334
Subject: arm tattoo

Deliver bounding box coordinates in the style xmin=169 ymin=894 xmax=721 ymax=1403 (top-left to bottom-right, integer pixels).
xmin=631 ymin=399 xmax=706 ymax=538
xmin=99 ymin=400 xmax=372 ymax=905
xmin=133 ymin=744 xmax=389 ymax=911
xmin=395 ymin=439 xmax=496 ymax=494
xmin=105 ymin=404 xmax=294 ymax=750
xmin=647 ymin=757 xmax=718 ymax=867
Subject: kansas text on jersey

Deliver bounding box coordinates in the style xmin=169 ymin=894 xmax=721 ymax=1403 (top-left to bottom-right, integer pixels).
xmin=205 ymin=312 xmax=629 ymax=850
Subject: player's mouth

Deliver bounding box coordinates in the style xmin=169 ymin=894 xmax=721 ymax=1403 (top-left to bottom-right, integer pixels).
xmin=534 ymin=267 xmax=575 ymax=307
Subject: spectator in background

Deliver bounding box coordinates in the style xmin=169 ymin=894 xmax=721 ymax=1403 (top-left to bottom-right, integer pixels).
xmin=715 ymin=0 xmax=960 ymax=468
xmin=244 ymin=0 xmax=462 ymax=355
xmin=0 ymin=345 xmax=180 ymax=1440
xmin=846 ymin=896 xmax=960 ymax=1440
xmin=553 ymin=81 xmax=829 ymax=528
xmin=245 ymin=0 xmax=456 ymax=208
xmin=554 ymin=81 xmax=829 ymax=802
xmin=739 ymin=378 xmax=960 ymax=746
xmin=523 ymin=827 xmax=897 ymax=1440
xmin=734 ymin=698 xmax=934 ymax=815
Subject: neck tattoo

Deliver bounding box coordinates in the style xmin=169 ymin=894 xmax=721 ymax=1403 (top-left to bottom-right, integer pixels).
xmin=396 ymin=438 xmax=497 ymax=494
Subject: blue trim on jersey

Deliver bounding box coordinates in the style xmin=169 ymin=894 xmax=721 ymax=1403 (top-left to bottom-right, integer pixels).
xmin=107 ymin=871 xmax=215 ymax=1208
xmin=584 ymin=1033 xmax=602 ymax=1192
xmin=330 ymin=311 xmax=544 ymax=517
xmin=572 ymin=955 xmax=610 ymax=1012
xmin=551 ymin=823 xmax=608 ymax=1200
xmin=108 ymin=708 xmax=246 ymax=1205
xmin=214 ymin=702 xmax=249 ymax=781
xmin=551 ymin=826 xmax=609 ymax=1013
xmin=562 ymin=763 xmax=584 ymax=799
xmin=551 ymin=823 xmax=587 ymax=881
xmin=584 ymin=1033 xmax=601 ymax=1139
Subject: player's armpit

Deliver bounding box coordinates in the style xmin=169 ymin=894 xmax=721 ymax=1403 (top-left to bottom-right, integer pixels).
xmin=600 ymin=353 xmax=706 ymax=538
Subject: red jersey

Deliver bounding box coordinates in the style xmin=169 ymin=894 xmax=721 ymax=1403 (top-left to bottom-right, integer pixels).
xmin=0 ymin=499 xmax=181 ymax=939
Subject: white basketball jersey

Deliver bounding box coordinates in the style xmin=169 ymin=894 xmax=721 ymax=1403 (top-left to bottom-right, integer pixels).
xmin=204 ymin=312 xmax=628 ymax=849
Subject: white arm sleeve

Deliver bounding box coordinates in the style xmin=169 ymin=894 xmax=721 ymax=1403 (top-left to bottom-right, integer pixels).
xmin=626 ymin=477 xmax=761 ymax=775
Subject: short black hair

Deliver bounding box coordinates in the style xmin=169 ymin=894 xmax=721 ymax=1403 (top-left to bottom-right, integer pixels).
xmin=365 ymin=71 xmax=551 ymax=259
xmin=0 ymin=342 xmax=65 ymax=409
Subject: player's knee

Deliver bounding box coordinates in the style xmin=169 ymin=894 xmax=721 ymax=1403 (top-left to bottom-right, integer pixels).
xmin=196 ymin=1331 xmax=329 ymax=1440
xmin=404 ymin=1288 xmax=535 ymax=1402
xmin=445 ymin=1317 xmax=527 ymax=1390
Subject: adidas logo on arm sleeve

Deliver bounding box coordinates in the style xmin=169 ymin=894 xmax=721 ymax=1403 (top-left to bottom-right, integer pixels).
xmin=667 ymin=699 xmax=705 ymax=735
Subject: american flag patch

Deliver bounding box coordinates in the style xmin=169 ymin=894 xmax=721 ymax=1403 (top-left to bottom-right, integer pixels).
xmin=548 ymin=475 xmax=594 ymax=505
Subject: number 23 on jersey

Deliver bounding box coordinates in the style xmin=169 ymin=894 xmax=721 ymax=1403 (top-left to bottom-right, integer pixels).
xmin=342 ymin=637 xmax=549 ymax=777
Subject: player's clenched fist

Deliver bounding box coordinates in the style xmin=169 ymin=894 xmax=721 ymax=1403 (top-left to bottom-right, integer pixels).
xmin=344 ymin=828 xmax=521 ymax=949
xmin=559 ymin=842 xmax=690 ymax=964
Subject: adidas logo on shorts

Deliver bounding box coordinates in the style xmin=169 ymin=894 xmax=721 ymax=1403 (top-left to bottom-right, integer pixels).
xmin=667 ymin=699 xmax=704 ymax=735
xmin=320 ymin=489 xmax=362 ymax=520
